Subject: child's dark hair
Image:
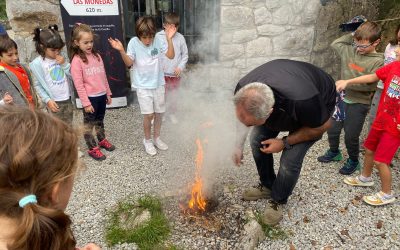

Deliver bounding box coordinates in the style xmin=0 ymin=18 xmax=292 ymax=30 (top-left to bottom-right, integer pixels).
xmin=0 ymin=105 xmax=79 ymax=250
xmin=68 ymin=23 xmax=100 ymax=63
xmin=135 ymin=16 xmax=156 ymax=38
xmin=389 ymin=24 xmax=400 ymax=46
xmin=164 ymin=12 xmax=180 ymax=27
xmin=33 ymin=24 xmax=65 ymax=58
xmin=0 ymin=35 xmax=17 ymax=56
xmin=354 ymin=21 xmax=382 ymax=43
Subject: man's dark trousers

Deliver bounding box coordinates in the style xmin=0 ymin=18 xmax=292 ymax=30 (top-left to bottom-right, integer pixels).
xmin=250 ymin=125 xmax=318 ymax=204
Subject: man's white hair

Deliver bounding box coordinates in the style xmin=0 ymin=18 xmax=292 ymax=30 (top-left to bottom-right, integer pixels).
xmin=233 ymin=82 xmax=275 ymax=120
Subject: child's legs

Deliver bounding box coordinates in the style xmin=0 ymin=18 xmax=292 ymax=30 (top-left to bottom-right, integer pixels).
xmin=153 ymin=85 xmax=166 ymax=138
xmin=52 ymin=100 xmax=74 ymax=125
xmin=368 ymin=88 xmax=382 ymax=131
xmin=375 ymin=162 xmax=392 ymax=194
xmin=343 ymin=103 xmax=369 ymax=161
xmin=83 ymin=108 xmax=97 ymax=149
xmin=368 ymin=130 xmax=400 ymax=193
xmin=137 ymin=89 xmax=158 ymax=140
xmin=153 ymin=113 xmax=162 ymax=138
xmin=362 ymin=149 xmax=375 ymax=177
xmin=362 ymin=128 xmax=382 ymax=176
xmin=327 ymin=118 xmax=343 ymax=151
xmin=143 ymin=114 xmax=154 ymax=139
xmin=91 ymin=95 xmax=107 ymax=141
xmin=165 ymin=76 xmax=180 ymax=114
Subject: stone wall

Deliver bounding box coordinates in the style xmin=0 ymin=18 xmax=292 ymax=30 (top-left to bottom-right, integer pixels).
xmin=216 ymin=0 xmax=321 ymax=88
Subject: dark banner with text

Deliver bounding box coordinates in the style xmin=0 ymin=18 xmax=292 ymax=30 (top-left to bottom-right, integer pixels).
xmin=60 ymin=0 xmax=128 ymax=108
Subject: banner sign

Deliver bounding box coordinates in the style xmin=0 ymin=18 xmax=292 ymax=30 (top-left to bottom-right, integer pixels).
xmin=60 ymin=0 xmax=128 ymax=108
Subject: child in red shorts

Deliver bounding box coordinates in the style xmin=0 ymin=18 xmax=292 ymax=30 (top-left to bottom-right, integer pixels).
xmin=336 ymin=47 xmax=400 ymax=206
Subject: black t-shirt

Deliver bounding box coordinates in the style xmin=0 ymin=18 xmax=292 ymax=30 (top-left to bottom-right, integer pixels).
xmin=234 ymin=59 xmax=336 ymax=132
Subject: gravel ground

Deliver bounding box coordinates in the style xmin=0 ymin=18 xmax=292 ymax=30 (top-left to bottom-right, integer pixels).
xmin=68 ymin=89 xmax=400 ymax=250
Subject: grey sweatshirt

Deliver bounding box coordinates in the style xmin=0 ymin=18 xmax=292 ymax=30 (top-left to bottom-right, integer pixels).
xmin=156 ymin=30 xmax=188 ymax=77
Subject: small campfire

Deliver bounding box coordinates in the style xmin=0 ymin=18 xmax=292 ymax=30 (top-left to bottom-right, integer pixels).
xmin=179 ymin=138 xmax=218 ymax=215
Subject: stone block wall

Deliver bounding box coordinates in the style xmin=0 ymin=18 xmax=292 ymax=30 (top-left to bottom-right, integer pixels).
xmin=218 ymin=0 xmax=321 ymax=82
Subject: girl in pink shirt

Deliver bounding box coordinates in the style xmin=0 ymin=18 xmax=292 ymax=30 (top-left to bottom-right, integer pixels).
xmin=70 ymin=23 xmax=115 ymax=161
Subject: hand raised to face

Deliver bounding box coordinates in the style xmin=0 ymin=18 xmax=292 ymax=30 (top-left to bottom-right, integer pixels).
xmin=165 ymin=24 xmax=177 ymax=40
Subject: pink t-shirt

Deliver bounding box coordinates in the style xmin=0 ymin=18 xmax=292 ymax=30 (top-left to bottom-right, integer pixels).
xmin=71 ymin=53 xmax=112 ymax=107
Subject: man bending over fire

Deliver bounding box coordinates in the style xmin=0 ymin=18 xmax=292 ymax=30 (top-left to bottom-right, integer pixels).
xmin=233 ymin=59 xmax=336 ymax=225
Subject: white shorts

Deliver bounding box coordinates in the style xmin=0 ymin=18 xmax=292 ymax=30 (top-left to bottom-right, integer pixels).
xmin=136 ymin=86 xmax=166 ymax=114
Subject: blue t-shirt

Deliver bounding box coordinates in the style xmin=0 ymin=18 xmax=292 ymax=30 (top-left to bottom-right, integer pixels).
xmin=126 ymin=36 xmax=167 ymax=89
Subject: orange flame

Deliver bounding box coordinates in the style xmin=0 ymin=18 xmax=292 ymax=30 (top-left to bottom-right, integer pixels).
xmin=187 ymin=138 xmax=207 ymax=211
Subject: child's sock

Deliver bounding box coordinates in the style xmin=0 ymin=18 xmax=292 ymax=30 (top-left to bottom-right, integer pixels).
xmin=381 ymin=191 xmax=393 ymax=198
xmin=359 ymin=175 xmax=372 ymax=182
xmin=145 ymin=139 xmax=152 ymax=144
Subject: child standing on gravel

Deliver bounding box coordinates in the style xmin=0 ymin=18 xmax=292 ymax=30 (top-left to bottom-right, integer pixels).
xmin=70 ymin=23 xmax=115 ymax=161
xmin=30 ymin=25 xmax=75 ymax=124
xmin=317 ymin=20 xmax=384 ymax=175
xmin=0 ymin=105 xmax=100 ymax=250
xmin=156 ymin=12 xmax=188 ymax=124
xmin=108 ymin=16 xmax=176 ymax=156
xmin=336 ymin=47 xmax=400 ymax=206
xmin=0 ymin=35 xmax=39 ymax=108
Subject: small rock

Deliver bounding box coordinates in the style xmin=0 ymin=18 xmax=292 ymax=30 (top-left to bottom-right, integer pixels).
xmin=238 ymin=219 xmax=265 ymax=250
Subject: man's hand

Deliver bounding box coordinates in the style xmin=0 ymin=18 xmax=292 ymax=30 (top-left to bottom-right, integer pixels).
xmin=108 ymin=37 xmax=124 ymax=52
xmin=397 ymin=124 xmax=400 ymax=131
xmin=336 ymin=80 xmax=349 ymax=92
xmin=260 ymin=139 xmax=284 ymax=154
xmin=47 ymin=100 xmax=60 ymax=113
xmin=106 ymin=96 xmax=112 ymax=105
xmin=55 ymin=55 xmax=65 ymax=65
xmin=232 ymin=147 xmax=244 ymax=166
xmin=174 ymin=67 xmax=182 ymax=77
xmin=84 ymin=105 xmax=95 ymax=113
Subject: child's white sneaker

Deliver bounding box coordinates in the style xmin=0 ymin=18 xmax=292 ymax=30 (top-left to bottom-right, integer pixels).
xmin=154 ymin=137 xmax=168 ymax=150
xmin=344 ymin=175 xmax=374 ymax=187
xmin=143 ymin=139 xmax=157 ymax=156
xmin=363 ymin=191 xmax=395 ymax=206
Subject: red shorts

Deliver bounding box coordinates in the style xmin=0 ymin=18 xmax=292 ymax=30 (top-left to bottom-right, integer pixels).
xmin=363 ymin=128 xmax=400 ymax=164
xmin=164 ymin=76 xmax=180 ymax=91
